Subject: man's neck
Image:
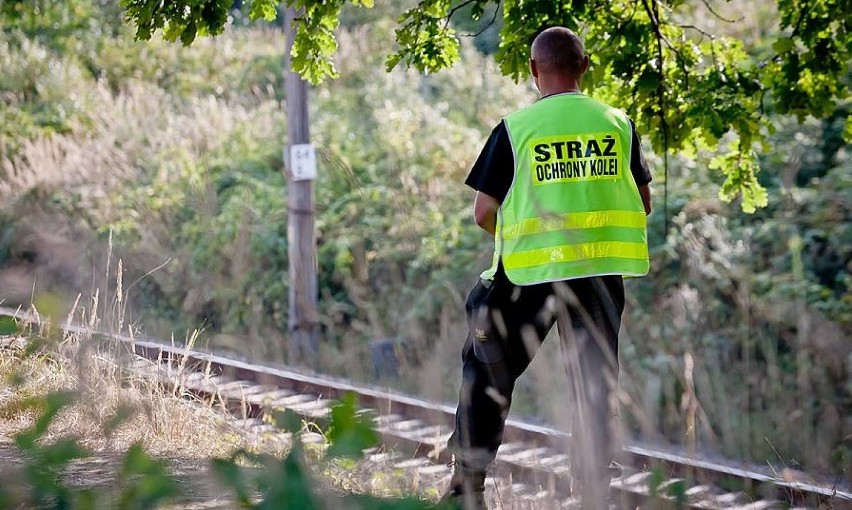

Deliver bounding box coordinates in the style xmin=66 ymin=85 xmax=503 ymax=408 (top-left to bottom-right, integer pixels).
xmin=537 ymin=77 xmax=582 ymax=97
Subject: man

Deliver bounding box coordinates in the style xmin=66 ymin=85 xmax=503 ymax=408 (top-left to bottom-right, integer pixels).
xmin=441 ymin=26 xmax=652 ymax=510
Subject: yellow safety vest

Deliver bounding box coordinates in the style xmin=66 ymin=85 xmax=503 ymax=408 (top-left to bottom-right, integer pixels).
xmin=482 ymin=93 xmax=649 ymax=284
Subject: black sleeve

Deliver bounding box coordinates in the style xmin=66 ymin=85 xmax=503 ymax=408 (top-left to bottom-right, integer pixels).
xmin=464 ymin=121 xmax=515 ymax=203
xmin=629 ymin=120 xmax=653 ymax=187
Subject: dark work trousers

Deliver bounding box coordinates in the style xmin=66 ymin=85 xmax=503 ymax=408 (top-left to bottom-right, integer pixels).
xmin=446 ymin=267 xmax=625 ymax=506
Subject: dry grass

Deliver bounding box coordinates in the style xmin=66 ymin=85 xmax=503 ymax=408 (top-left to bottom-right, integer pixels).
xmin=0 ymin=316 xmax=442 ymax=508
xmin=0 ymin=322 xmax=274 ymax=506
xmin=0 ymin=79 xmax=280 ymax=204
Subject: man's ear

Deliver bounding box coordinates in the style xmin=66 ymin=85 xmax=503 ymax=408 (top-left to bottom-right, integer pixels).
xmin=530 ymin=58 xmax=539 ymax=78
xmin=579 ymin=55 xmax=590 ymax=76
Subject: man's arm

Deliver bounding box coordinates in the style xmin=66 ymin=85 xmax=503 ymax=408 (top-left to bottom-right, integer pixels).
xmin=638 ymin=184 xmax=651 ymax=216
xmin=628 ymin=120 xmax=653 ymax=216
xmin=473 ymin=191 xmax=500 ymax=236
xmin=465 ymin=121 xmax=512 ymax=236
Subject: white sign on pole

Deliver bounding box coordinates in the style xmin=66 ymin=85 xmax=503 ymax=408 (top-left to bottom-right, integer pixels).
xmin=289 ymin=143 xmax=317 ymax=181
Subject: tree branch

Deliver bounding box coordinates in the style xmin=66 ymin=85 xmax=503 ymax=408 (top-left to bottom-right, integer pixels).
xmin=463 ymin=0 xmax=501 ymax=38
xmin=658 ymin=21 xmax=692 ymax=91
xmin=641 ymin=0 xmax=671 ymax=234
xmin=444 ymin=0 xmax=479 ymax=30
xmin=677 ymin=23 xmax=713 ymax=41
xmin=700 ymin=0 xmax=743 ymax=23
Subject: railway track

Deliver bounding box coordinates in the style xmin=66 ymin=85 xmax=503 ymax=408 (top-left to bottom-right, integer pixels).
xmin=1 ymin=307 xmax=850 ymax=509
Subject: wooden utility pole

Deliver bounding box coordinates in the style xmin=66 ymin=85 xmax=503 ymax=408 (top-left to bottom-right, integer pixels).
xmin=284 ymin=7 xmax=319 ymax=365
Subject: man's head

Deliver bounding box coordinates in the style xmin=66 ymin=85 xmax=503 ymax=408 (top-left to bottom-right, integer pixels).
xmin=530 ymin=27 xmax=589 ymax=91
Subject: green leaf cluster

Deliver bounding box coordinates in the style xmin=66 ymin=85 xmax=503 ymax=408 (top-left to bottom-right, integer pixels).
xmin=211 ymin=447 xmax=324 ymax=510
xmin=288 ymin=0 xmax=376 ymax=83
xmin=386 ymin=0 xmax=464 ymax=74
xmin=120 ymin=0 xmax=372 ymax=84
xmin=0 ymin=315 xmax=20 ymax=335
xmin=9 ymin=392 xmax=90 ymax=508
xmin=121 ymin=0 xmax=232 ymax=45
xmin=711 ymin=148 xmax=768 ymax=213
xmin=767 ymin=0 xmax=849 ymax=119
xmin=326 ymin=392 xmax=379 ymax=458
xmin=646 ymin=465 xmax=687 ymax=505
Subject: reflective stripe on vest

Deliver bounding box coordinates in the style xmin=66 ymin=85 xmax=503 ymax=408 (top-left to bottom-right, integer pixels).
xmin=501 ymin=210 xmax=647 ymax=239
xmin=481 ymin=93 xmax=649 ymax=285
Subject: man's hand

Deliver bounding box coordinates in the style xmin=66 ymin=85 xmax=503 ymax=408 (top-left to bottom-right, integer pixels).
xmin=473 ymin=191 xmax=500 ymax=236
xmin=638 ymin=185 xmax=652 ymax=216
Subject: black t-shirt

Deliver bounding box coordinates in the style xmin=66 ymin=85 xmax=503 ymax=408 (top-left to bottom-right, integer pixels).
xmin=465 ymin=118 xmax=652 ymax=202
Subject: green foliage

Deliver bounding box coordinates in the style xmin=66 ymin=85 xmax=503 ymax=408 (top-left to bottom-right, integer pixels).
xmin=768 ymin=0 xmax=849 ymax=119
xmin=0 ymin=315 xmax=19 ymax=335
xmin=209 ymin=456 xmax=254 ymax=507
xmin=646 ymin=465 xmax=665 ymax=498
xmin=666 ymin=478 xmax=687 ymax=505
xmin=270 ymin=408 xmax=306 ymax=434
xmin=210 ymin=394 xmax=448 ymax=509
xmin=289 ymin=0 xmax=347 ymax=84
xmin=120 ymin=0 xmax=231 ymax=44
xmin=326 ymin=392 xmax=379 ymax=458
xmin=121 ymin=0 xmax=371 ymax=84
xmin=385 ymin=0 xmax=465 ymax=73
xmin=0 ymin=389 xmax=179 ymax=509
xmin=845 ymin=114 xmax=852 ymax=143
xmin=0 ymin=31 xmax=94 ymax=155
xmin=10 ymin=392 xmax=87 ymax=508
xmin=645 ymin=465 xmax=687 ymax=506
xmin=14 ymin=391 xmax=75 ymax=443
xmin=116 ymin=443 xmax=180 ymax=509
xmin=0 ymin=0 xmax=116 ymax=49
xmin=79 ymin=0 xmax=851 ymax=210
xmin=248 ymin=0 xmax=278 ymax=22
xmin=711 ymin=147 xmax=768 ymax=213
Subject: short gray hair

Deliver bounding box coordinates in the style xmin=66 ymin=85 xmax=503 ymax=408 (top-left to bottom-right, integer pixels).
xmin=531 ymin=27 xmax=586 ymax=76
